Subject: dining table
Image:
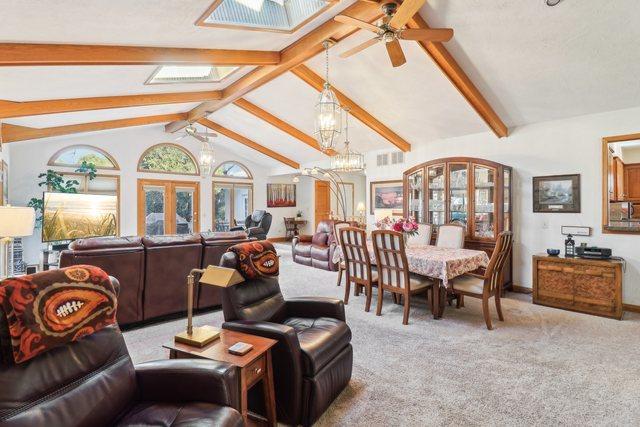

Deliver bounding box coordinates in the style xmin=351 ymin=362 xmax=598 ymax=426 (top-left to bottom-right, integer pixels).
xmin=335 ymin=242 xmax=490 ymax=319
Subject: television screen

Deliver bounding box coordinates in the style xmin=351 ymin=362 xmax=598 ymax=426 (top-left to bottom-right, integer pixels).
xmin=42 ymin=192 xmax=118 ymax=242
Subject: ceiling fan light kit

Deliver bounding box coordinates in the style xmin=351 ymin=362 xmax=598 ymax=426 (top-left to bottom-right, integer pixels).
xmin=334 ymin=0 xmax=453 ymax=68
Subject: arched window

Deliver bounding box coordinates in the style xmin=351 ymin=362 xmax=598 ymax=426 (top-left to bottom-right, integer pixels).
xmin=138 ymin=143 xmax=199 ymax=175
xmin=213 ymin=161 xmax=252 ymax=179
xmin=48 ymin=145 xmax=119 ymax=170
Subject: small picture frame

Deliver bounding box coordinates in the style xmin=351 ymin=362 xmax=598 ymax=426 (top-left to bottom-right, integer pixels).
xmin=533 ymin=174 xmax=580 ymax=213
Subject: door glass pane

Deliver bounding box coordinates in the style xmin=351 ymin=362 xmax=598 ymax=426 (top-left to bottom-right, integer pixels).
xmin=428 ymin=164 xmax=445 ymax=225
xmin=504 ymin=169 xmax=511 ymax=231
xmin=175 ymin=187 xmax=195 ymax=234
xmin=234 ymin=185 xmax=253 ymax=226
xmin=214 ymin=185 xmax=232 ymax=231
xmin=144 ymin=186 xmax=165 ymax=235
xmin=474 ymin=166 xmax=495 ymax=238
xmin=449 ymin=164 xmax=468 ymax=228
xmin=408 ymin=169 xmax=424 ymax=223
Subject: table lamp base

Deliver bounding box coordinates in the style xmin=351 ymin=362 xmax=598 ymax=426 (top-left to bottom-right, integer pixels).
xmin=175 ymin=325 xmax=221 ymax=347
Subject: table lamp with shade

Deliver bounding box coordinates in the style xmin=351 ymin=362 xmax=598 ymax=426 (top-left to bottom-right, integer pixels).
xmin=356 ymin=201 xmax=366 ymax=226
xmin=175 ymin=265 xmax=244 ymax=347
xmin=0 ymin=206 xmax=36 ymax=279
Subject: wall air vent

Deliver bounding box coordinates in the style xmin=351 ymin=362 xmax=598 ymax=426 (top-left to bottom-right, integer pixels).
xmin=197 ymin=0 xmax=336 ymax=33
xmin=391 ymin=151 xmax=404 ymax=165
xmin=146 ymin=65 xmax=239 ymax=85
xmin=376 ymin=153 xmax=389 ymax=167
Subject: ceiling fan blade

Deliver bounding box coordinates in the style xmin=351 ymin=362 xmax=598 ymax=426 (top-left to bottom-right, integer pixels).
xmin=399 ymin=28 xmax=453 ymax=42
xmin=174 ymin=134 xmax=188 ymax=141
xmin=389 ymin=0 xmax=426 ymax=29
xmin=385 ymin=39 xmax=407 ymax=67
xmin=340 ymin=38 xmax=379 ymax=58
xmin=334 ymin=15 xmax=380 ymax=33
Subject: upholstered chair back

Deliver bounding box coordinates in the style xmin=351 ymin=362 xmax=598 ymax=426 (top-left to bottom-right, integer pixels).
xmin=0 ymin=276 xmax=137 ymax=427
xmin=339 ymin=227 xmax=373 ymax=282
xmin=485 ymin=231 xmax=513 ymax=293
xmin=436 ymin=224 xmax=465 ymax=249
xmin=406 ymin=223 xmax=433 ymax=247
xmin=372 ymin=230 xmax=411 ymax=290
xmin=219 ymin=251 xmax=286 ymax=323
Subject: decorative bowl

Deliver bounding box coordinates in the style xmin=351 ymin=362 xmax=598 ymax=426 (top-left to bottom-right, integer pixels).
xmin=546 ymin=249 xmax=560 ymax=256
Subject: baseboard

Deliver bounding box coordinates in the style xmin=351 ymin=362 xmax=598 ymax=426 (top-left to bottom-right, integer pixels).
xmin=267 ymin=237 xmax=289 ymax=243
xmin=510 ymin=285 xmax=533 ymax=294
xmin=623 ymin=303 xmax=640 ymax=314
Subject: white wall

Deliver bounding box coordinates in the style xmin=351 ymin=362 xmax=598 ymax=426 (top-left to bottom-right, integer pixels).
xmin=365 ymin=106 xmax=640 ymax=305
xmin=9 ymin=124 xmax=271 ymax=265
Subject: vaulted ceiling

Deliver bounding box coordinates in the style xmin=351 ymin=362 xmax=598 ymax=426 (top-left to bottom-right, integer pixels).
xmin=1 ymin=0 xmax=640 ymax=171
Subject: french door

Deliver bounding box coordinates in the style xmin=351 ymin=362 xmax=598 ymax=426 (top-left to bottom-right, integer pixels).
xmin=137 ymin=179 xmax=200 ymax=236
xmin=213 ymin=182 xmax=253 ymax=231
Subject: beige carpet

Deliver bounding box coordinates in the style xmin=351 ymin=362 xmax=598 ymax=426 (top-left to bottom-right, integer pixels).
xmin=124 ymin=244 xmax=640 ymax=426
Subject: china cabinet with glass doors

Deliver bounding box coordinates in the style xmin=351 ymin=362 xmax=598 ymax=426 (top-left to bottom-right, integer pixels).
xmin=403 ymin=157 xmax=513 ymax=289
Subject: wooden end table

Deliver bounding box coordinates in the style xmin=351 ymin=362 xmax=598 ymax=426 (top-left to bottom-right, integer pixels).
xmin=163 ymin=329 xmax=278 ymax=426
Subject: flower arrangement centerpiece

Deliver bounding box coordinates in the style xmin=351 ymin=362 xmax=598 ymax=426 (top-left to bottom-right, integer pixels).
xmin=375 ymin=216 xmax=419 ymax=246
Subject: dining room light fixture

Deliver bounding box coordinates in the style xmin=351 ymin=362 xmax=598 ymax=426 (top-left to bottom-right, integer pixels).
xmin=314 ymin=40 xmax=342 ymax=152
xmin=331 ymin=108 xmax=365 ymax=172
xmin=198 ymin=140 xmax=215 ymax=177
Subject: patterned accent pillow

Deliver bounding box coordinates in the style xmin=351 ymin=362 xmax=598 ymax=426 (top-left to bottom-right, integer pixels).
xmin=0 ymin=265 xmax=117 ymax=364
xmin=228 ymin=241 xmax=279 ymax=279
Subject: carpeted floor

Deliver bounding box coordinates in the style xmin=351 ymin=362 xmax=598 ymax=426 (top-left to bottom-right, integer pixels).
xmin=124 ymin=244 xmax=640 ymax=426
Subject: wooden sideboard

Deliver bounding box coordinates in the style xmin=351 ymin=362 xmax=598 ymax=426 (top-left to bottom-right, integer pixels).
xmin=532 ymin=255 xmax=623 ymax=319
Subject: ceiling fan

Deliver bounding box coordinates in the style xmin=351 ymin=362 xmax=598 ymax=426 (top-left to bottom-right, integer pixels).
xmin=175 ymin=124 xmax=217 ymax=143
xmin=334 ymin=0 xmax=454 ymax=67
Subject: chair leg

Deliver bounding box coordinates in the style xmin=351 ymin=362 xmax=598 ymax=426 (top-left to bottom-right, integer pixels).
xmin=456 ymin=293 xmax=462 ymax=309
xmin=495 ymin=292 xmax=504 ymax=322
xmin=365 ymin=284 xmax=373 ymax=312
xmin=482 ymin=296 xmax=493 ymax=330
xmin=376 ymin=287 xmax=384 ymax=316
xmin=344 ymin=280 xmax=351 ymax=305
xmin=460 ymin=295 xmax=465 ymax=308
xmin=402 ymin=293 xmax=411 ymax=325
xmin=336 ymin=268 xmax=343 ymax=287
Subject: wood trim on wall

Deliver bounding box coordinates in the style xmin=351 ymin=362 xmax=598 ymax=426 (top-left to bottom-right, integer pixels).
xmin=623 ymin=303 xmax=640 ymax=314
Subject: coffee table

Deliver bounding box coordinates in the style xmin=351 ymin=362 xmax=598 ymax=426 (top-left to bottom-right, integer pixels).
xmin=163 ymin=329 xmax=278 ymax=426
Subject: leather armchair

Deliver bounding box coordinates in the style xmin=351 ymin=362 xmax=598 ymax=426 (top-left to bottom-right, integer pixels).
xmin=0 ymin=277 xmax=243 ymax=427
xmin=292 ymin=220 xmax=340 ymax=271
xmin=219 ymin=252 xmax=353 ymax=427
xmin=230 ymin=210 xmax=272 ymax=240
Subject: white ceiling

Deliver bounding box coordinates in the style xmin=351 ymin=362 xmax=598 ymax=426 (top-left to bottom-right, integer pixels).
xmin=2 ymin=0 xmax=640 ymax=170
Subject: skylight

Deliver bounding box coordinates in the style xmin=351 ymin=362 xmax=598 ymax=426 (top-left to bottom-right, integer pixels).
xmin=146 ymin=65 xmax=239 ymax=84
xmin=197 ymin=0 xmax=334 ymax=33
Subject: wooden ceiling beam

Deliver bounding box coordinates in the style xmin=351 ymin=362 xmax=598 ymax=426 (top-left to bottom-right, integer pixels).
xmin=233 ymin=98 xmax=336 ymax=156
xmin=198 ymin=118 xmax=300 ymax=169
xmin=165 ymin=1 xmax=382 ymax=132
xmin=0 ymin=43 xmax=280 ymax=66
xmin=0 ymin=92 xmax=222 ymax=119
xmin=406 ymin=14 xmax=508 ymax=138
xmin=291 ymin=65 xmax=411 ymax=152
xmin=1 ymin=113 xmax=185 ymax=143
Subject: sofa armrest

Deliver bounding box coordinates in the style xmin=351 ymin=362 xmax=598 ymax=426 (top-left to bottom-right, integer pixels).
xmin=229 ymin=225 xmax=245 ymax=232
xmin=222 ymin=320 xmax=301 ymax=353
xmin=293 ymin=234 xmax=312 ymax=245
xmin=135 ymin=359 xmax=239 ymax=409
xmin=285 ymin=297 xmax=346 ymax=321
xmin=246 ymin=226 xmax=265 ymax=237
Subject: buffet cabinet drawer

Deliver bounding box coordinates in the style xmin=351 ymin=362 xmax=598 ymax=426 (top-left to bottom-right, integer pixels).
xmin=533 ymin=256 xmax=623 ymax=319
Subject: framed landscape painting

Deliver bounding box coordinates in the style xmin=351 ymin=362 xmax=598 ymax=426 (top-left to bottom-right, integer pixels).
xmin=370 ymin=180 xmax=403 ymax=214
xmin=533 ymin=174 xmax=580 ymax=213
xmin=267 ymin=183 xmax=296 ymax=207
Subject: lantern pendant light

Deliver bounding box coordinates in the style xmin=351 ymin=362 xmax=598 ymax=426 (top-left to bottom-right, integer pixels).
xmin=198 ymin=140 xmax=215 ymax=177
xmin=314 ymin=40 xmax=342 ymax=152
xmin=331 ymin=108 xmax=365 ymax=172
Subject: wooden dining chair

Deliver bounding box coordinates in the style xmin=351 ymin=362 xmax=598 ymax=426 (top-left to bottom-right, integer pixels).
xmin=436 ymin=223 xmax=465 ymax=249
xmin=406 ymin=223 xmax=433 ymax=247
xmin=372 ymin=230 xmax=432 ymax=325
xmin=339 ymin=227 xmax=377 ymax=311
xmin=284 ymin=217 xmax=297 ymax=240
xmin=451 ymin=231 xmax=513 ymax=330
xmin=333 ymin=221 xmax=351 ymax=286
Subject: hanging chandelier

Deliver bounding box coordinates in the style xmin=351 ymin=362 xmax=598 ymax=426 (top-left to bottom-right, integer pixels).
xmin=198 ymin=140 xmax=215 ymax=177
xmin=314 ymin=40 xmax=342 ymax=152
xmin=331 ymin=108 xmax=365 ymax=172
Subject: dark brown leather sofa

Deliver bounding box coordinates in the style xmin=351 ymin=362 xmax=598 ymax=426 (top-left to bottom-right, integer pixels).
xmin=60 ymin=231 xmax=249 ymax=327
xmin=292 ymin=220 xmax=340 ymax=271
xmin=220 ymin=250 xmax=353 ymax=426
xmin=0 ymin=276 xmax=243 ymax=427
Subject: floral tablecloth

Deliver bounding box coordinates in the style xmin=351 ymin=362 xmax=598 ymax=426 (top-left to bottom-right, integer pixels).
xmin=335 ymin=243 xmax=489 ymax=287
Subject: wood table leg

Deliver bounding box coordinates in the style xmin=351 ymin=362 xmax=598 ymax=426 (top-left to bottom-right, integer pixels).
xmin=263 ymin=350 xmax=277 ymax=427
xmin=432 ymin=279 xmax=440 ymax=319
xmin=239 ymin=367 xmax=248 ymax=426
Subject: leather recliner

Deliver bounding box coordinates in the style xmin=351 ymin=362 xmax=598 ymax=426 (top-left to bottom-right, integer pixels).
xmin=0 ymin=277 xmax=243 ymax=427
xmin=230 ymin=210 xmax=272 ymax=240
xmin=292 ymin=220 xmax=340 ymax=271
xmin=219 ymin=251 xmax=353 ymax=427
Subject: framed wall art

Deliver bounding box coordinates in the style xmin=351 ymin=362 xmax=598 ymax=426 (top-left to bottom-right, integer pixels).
xmin=533 ymin=174 xmax=580 ymax=213
xmin=267 ymin=183 xmax=296 ymax=207
xmin=370 ymin=180 xmax=403 ymax=214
